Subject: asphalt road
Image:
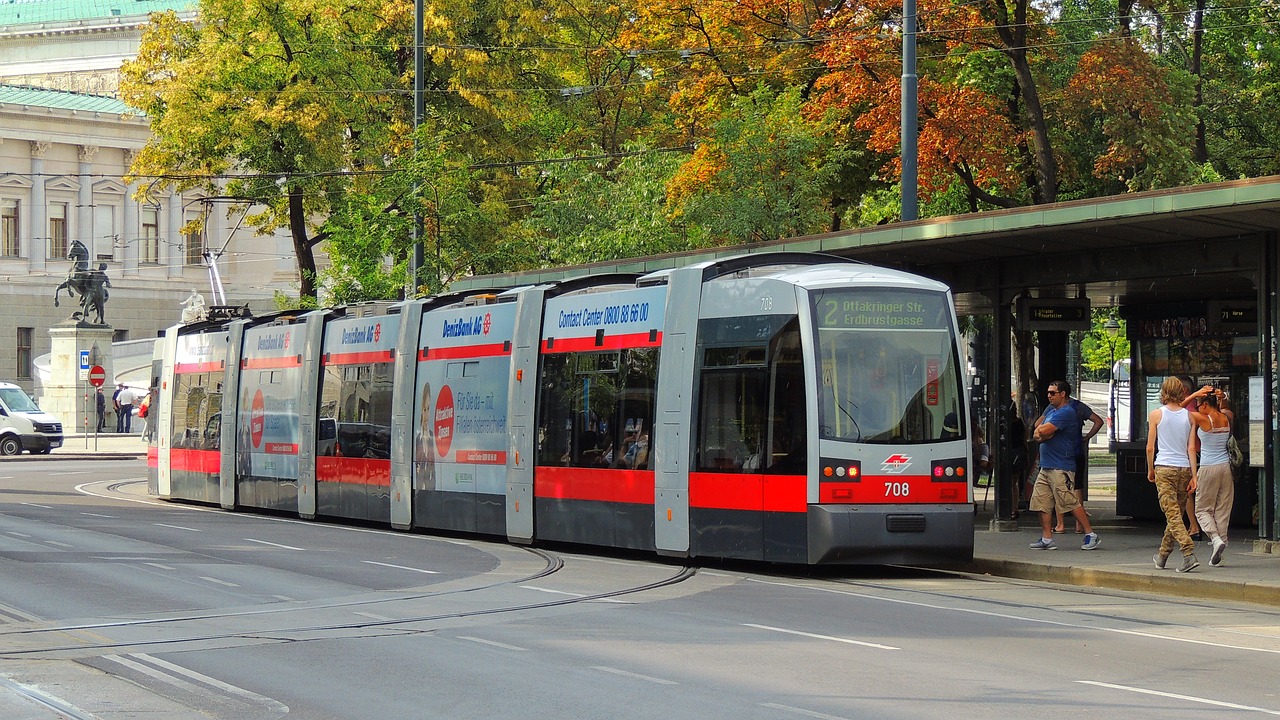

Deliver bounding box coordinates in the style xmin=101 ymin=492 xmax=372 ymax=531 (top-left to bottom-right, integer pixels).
xmin=1 ymin=459 xmax=1278 ymax=719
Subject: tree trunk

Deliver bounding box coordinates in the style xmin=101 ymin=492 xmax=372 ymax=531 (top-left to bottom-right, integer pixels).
xmin=288 ymin=190 xmax=317 ymax=303
xmin=1192 ymin=0 xmax=1208 ymax=163
xmin=990 ymin=0 xmax=1057 ymax=204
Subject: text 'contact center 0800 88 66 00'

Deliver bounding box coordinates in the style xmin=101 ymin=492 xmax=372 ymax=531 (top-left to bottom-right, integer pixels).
xmin=150 ymin=252 xmax=975 ymax=566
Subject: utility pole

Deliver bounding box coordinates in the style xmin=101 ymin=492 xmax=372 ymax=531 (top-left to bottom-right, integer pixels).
xmin=901 ymin=0 xmax=919 ymax=222
xmin=410 ymin=0 xmax=425 ymax=297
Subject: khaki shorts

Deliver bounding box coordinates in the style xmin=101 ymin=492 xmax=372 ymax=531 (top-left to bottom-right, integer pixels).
xmin=1029 ymin=468 xmax=1080 ymax=514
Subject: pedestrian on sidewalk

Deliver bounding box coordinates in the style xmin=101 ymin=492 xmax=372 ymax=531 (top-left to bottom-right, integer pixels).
xmin=1034 ymin=386 xmax=1103 ymax=534
xmin=1147 ymin=376 xmax=1200 ymax=572
xmin=95 ymin=387 xmax=106 ymax=433
xmin=112 ymin=383 xmax=124 ymax=433
xmin=117 ymin=384 xmax=137 ymax=434
xmin=1190 ymin=389 xmax=1234 ymax=566
xmin=1028 ymin=381 xmax=1100 ymax=551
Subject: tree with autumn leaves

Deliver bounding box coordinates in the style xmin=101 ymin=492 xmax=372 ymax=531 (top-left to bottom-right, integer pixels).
xmin=122 ymin=0 xmax=1280 ymax=305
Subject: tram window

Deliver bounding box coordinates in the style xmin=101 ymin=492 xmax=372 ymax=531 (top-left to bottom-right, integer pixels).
xmin=172 ymin=372 xmax=220 ymax=451
xmin=812 ymin=289 xmax=964 ymax=444
xmin=536 ymin=348 xmax=657 ymax=469
xmin=317 ymin=359 xmax=393 ymax=458
xmin=694 ymin=319 xmax=804 ymax=473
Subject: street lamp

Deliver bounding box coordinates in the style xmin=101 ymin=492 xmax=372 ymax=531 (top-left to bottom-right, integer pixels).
xmin=1103 ymin=314 xmax=1121 ymax=446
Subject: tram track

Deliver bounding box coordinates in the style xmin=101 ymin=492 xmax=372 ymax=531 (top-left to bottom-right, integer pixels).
xmin=0 ymin=548 xmax=696 ymax=660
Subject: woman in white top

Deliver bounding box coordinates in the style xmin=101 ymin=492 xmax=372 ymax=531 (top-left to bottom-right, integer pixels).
xmin=1190 ymin=389 xmax=1234 ymax=566
xmin=1146 ymin=376 xmax=1200 ymax=572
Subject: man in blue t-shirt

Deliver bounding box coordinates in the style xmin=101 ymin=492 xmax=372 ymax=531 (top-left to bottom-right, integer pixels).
xmin=1028 ymin=380 xmax=1099 ymax=551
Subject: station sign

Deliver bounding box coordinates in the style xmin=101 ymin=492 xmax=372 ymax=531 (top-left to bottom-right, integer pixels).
xmin=1015 ymin=297 xmax=1091 ymax=331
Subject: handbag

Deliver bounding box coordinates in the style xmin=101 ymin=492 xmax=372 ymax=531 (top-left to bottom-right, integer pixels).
xmin=1226 ymin=434 xmax=1244 ymax=468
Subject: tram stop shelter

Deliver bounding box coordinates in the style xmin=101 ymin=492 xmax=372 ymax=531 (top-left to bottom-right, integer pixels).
xmin=454 ymin=175 xmax=1280 ymax=544
xmin=810 ymin=175 xmax=1278 ymax=543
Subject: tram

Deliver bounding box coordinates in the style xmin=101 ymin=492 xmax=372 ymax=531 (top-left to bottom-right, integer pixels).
xmin=149 ymin=252 xmax=975 ymax=565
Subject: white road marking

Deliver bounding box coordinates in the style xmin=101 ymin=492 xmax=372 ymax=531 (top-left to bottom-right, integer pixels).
xmin=742 ymin=623 xmax=900 ymax=651
xmin=81 ymin=512 xmax=116 ymax=518
xmin=18 ymin=502 xmax=52 ymax=509
xmin=460 ymin=636 xmax=528 ymax=651
xmin=6 ymin=531 xmax=30 ymax=538
xmin=199 ymin=576 xmax=239 ymax=587
xmin=592 ymin=666 xmax=677 ymax=685
xmin=749 ymin=577 xmax=1280 ymax=655
xmin=1078 ymin=681 xmax=1280 ymax=715
xmin=46 ymin=540 xmax=73 ymax=548
xmin=154 ymin=523 xmax=200 ymax=532
xmin=144 ymin=563 xmax=175 ymax=570
xmin=60 ymin=471 xmax=92 ymax=476
xmin=243 ymin=538 xmax=304 ymax=550
xmin=519 ymin=585 xmax=584 ymax=597
xmin=270 ymin=595 xmax=295 ymax=602
xmin=761 ymin=702 xmax=851 ymax=720
xmin=362 ymin=560 xmax=438 ymax=574
xmin=353 ymin=611 xmax=394 ymax=621
xmin=104 ymin=653 xmax=288 ymax=713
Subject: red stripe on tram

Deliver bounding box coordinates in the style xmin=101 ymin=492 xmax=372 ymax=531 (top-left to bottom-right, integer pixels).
xmin=688 ymin=472 xmax=807 ymax=513
xmin=533 ymin=466 xmax=654 ymax=504
xmin=316 ymin=457 xmax=391 ymax=487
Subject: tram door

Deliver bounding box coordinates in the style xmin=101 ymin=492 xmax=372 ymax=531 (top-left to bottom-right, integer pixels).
xmin=690 ymin=316 xmax=807 ymax=562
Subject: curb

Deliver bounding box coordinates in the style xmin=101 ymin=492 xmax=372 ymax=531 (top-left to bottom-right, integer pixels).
xmin=0 ymin=453 xmax=145 ymax=462
xmin=965 ymin=557 xmax=1280 ymax=608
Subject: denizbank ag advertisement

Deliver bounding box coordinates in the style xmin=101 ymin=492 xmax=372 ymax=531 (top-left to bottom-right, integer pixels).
xmin=238 ymin=325 xmax=302 ymax=480
xmin=414 ymin=303 xmax=516 ymax=495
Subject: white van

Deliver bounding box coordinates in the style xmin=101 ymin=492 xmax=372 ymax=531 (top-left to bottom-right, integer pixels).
xmin=0 ymin=382 xmax=63 ymax=455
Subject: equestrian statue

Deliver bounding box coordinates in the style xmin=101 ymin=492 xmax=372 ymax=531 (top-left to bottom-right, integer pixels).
xmin=54 ymin=240 xmax=112 ymax=325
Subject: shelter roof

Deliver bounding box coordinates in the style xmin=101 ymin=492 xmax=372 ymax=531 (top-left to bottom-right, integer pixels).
xmin=451 ymin=175 xmax=1280 ymax=313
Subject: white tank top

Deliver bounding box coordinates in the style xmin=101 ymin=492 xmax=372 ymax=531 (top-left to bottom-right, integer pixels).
xmin=1155 ymin=406 xmax=1191 ymax=467
xmin=1198 ymin=422 xmax=1231 ymax=467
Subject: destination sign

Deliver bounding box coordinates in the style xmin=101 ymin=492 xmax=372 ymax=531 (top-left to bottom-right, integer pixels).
xmin=1016 ymin=297 xmax=1091 ymax=331
xmin=816 ymin=291 xmax=946 ymax=330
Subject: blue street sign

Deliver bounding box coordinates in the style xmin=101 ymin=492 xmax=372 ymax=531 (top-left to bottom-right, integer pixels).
xmin=79 ymin=350 xmax=90 ymax=370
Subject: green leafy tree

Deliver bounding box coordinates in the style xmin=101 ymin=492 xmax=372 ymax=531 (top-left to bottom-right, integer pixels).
xmin=120 ymin=0 xmax=412 ymax=305
xmin=671 ymin=85 xmax=850 ymax=244
xmin=525 ymin=145 xmax=698 ymax=266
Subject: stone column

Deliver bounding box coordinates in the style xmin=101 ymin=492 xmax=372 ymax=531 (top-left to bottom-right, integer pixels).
xmin=28 ymin=140 xmax=49 ymax=272
xmin=122 ymin=149 xmax=139 ymax=276
xmin=78 ymin=145 xmax=97 ymax=259
xmin=167 ymin=192 xmax=183 ymax=278
xmin=43 ymin=323 xmax=115 ymax=439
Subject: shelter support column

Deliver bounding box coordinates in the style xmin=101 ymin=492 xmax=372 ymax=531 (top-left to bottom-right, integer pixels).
xmin=1265 ymin=231 xmax=1277 ymax=541
xmin=993 ymin=282 xmax=1017 ymax=529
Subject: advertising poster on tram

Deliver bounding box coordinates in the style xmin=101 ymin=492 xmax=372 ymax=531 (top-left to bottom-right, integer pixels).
xmin=541 ymin=286 xmax=667 ymax=346
xmin=414 ymin=303 xmax=517 ymax=495
xmin=237 ymin=324 xmax=303 ymax=479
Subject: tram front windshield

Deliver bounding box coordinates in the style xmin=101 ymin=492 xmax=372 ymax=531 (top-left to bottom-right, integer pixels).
xmin=813 ymin=288 xmax=964 ymax=444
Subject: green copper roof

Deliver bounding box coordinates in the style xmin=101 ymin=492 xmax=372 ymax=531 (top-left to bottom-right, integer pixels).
xmin=0 ymin=84 xmax=132 ymax=113
xmin=0 ymin=0 xmax=193 ymax=27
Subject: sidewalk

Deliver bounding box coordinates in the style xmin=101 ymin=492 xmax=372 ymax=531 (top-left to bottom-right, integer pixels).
xmin=0 ymin=432 xmax=148 ymax=461
xmin=969 ymin=463 xmax=1280 ymax=607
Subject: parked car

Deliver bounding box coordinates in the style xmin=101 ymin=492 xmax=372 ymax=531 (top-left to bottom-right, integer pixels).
xmin=0 ymin=382 xmax=63 ymax=455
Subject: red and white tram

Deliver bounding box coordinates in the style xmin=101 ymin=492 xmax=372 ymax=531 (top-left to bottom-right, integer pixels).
xmin=150 ymin=252 xmax=974 ymax=564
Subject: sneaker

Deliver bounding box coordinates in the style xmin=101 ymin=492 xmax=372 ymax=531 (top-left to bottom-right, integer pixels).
xmin=1153 ymin=552 xmax=1170 ymax=569
xmin=1081 ymin=533 xmax=1100 ymax=550
xmin=1210 ymin=537 xmax=1227 ymax=566
xmin=1175 ymin=554 xmax=1200 ymax=573
xmin=1029 ymin=537 xmax=1057 ymax=550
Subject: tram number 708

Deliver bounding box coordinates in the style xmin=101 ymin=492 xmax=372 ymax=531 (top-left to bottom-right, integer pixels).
xmin=884 ymin=482 xmax=910 ymax=498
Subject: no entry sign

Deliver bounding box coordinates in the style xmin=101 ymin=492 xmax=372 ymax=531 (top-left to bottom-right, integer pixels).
xmin=88 ymin=365 xmax=107 ymax=388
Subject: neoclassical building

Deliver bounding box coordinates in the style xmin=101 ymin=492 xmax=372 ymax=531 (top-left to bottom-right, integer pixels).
xmin=1 ymin=0 xmax=298 ymax=397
